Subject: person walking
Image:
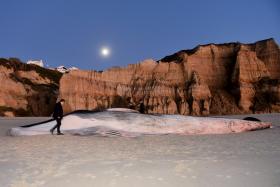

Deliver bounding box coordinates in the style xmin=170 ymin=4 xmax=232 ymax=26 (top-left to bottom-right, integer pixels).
xmin=50 ymin=99 xmax=65 ymax=135
xmin=139 ymin=101 xmax=145 ymax=114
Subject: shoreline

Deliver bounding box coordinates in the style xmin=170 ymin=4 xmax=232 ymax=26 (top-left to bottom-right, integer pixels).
xmin=0 ymin=113 xmax=279 ymax=186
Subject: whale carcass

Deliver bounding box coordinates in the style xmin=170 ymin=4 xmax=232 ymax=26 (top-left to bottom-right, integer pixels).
xmin=8 ymin=108 xmax=271 ymax=137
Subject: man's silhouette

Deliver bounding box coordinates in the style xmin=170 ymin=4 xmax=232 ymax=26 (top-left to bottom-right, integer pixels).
xmin=50 ymin=99 xmax=65 ymax=135
xmin=139 ymin=101 xmax=145 ymax=114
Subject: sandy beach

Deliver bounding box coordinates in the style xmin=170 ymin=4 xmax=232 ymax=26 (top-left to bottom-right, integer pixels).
xmin=0 ymin=114 xmax=280 ymax=187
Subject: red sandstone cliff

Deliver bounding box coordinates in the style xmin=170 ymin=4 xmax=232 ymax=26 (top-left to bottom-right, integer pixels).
xmin=59 ymin=38 xmax=280 ymax=115
xmin=0 ymin=39 xmax=279 ymax=116
xmin=0 ymin=58 xmax=62 ymax=116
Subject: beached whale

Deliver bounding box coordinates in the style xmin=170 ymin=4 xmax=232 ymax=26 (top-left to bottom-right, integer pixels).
xmin=8 ymin=108 xmax=271 ymax=137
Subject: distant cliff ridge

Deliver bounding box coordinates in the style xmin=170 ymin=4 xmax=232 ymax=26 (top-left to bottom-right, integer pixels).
xmin=0 ymin=58 xmax=62 ymax=116
xmin=0 ymin=38 xmax=280 ymax=116
xmin=60 ymin=38 xmax=280 ymax=115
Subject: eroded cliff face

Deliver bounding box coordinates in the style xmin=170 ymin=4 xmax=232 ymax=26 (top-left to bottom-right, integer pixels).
xmin=0 ymin=58 xmax=62 ymax=116
xmin=59 ymin=38 xmax=280 ymax=115
xmin=0 ymin=39 xmax=279 ymax=116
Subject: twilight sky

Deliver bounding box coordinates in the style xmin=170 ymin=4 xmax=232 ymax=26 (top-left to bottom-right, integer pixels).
xmin=0 ymin=0 xmax=279 ymax=70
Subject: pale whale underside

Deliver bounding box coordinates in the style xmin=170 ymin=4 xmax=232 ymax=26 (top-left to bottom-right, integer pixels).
xmin=8 ymin=108 xmax=272 ymax=137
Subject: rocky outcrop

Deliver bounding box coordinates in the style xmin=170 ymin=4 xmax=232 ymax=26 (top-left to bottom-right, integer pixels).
xmin=0 ymin=38 xmax=279 ymax=116
xmin=59 ymin=38 xmax=280 ymax=115
xmin=0 ymin=58 xmax=62 ymax=116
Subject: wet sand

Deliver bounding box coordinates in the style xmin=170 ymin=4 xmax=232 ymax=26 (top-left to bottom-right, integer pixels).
xmin=0 ymin=114 xmax=280 ymax=187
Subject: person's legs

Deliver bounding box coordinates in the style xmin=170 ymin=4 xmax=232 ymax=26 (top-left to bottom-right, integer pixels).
xmin=50 ymin=119 xmax=59 ymax=134
xmin=56 ymin=118 xmax=62 ymax=134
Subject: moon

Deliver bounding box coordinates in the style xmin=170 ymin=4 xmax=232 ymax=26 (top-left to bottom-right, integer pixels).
xmin=100 ymin=47 xmax=110 ymax=57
